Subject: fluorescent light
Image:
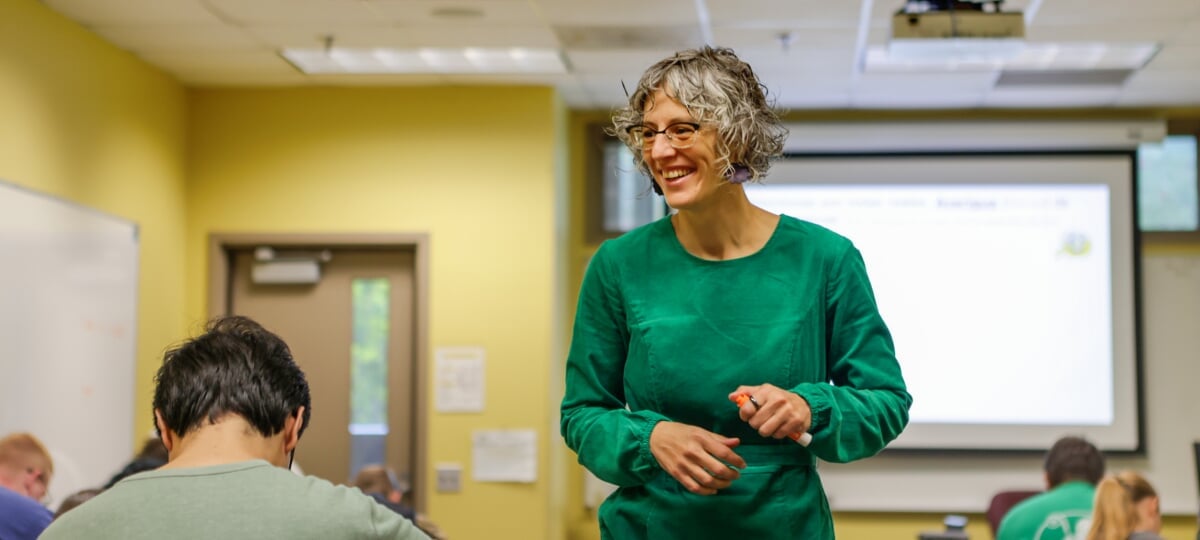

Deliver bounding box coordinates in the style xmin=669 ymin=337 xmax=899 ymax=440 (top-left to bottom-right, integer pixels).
xmin=865 ymin=41 xmax=1159 ymax=72
xmin=281 ymin=47 xmax=567 ymax=75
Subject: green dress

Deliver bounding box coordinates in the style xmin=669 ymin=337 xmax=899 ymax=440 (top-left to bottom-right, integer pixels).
xmin=560 ymin=215 xmax=911 ymax=539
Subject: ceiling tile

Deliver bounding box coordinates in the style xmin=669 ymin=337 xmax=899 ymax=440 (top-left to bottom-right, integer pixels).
xmin=1141 ymin=45 xmax=1200 ymax=71
xmin=368 ymin=0 xmax=542 ymax=25
xmin=712 ymin=27 xmax=859 ymax=53
xmin=852 ymin=90 xmax=985 ymax=109
xmin=135 ymin=49 xmax=296 ymax=72
xmin=89 ymin=24 xmax=262 ymax=53
xmin=42 ymin=0 xmax=221 ymax=25
xmin=1024 ymin=21 xmax=1188 ymax=42
xmin=177 ymin=70 xmax=310 ymax=87
xmin=1170 ymin=19 xmax=1200 ymax=45
xmin=1115 ymin=88 xmax=1200 ymax=106
xmin=534 ymin=0 xmax=699 ymax=26
xmin=707 ymin=0 xmax=862 ymax=26
xmin=736 ymin=49 xmax=858 ymax=71
xmin=202 ymin=0 xmax=382 ymax=24
xmin=1123 ymin=69 xmax=1200 ymax=89
xmin=780 ymin=93 xmax=854 ymax=109
xmin=564 ymin=50 xmax=683 ymax=74
xmin=1031 ymin=0 xmax=1200 ymax=24
xmin=246 ymin=25 xmax=412 ymax=49
xmin=983 ymin=87 xmax=1121 ymax=107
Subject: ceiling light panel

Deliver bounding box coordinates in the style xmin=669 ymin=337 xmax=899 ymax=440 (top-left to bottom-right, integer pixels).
xmin=389 ymin=25 xmax=559 ymax=49
xmin=282 ymin=47 xmax=568 ymax=74
xmin=865 ymin=42 xmax=1159 ymax=72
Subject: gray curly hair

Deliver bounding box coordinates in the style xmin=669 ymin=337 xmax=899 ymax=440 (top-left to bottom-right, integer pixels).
xmin=611 ymin=46 xmax=788 ymax=194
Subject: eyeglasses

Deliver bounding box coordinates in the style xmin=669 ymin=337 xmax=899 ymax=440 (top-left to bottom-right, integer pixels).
xmin=627 ymin=122 xmax=702 ymax=150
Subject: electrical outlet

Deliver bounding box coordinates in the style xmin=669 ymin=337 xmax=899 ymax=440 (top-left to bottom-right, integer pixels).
xmin=435 ymin=463 xmax=462 ymax=493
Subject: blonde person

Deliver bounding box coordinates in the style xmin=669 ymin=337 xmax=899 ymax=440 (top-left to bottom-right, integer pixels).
xmin=1087 ymin=471 xmax=1165 ymax=540
xmin=559 ymin=46 xmax=911 ymax=539
xmin=0 ymin=432 xmax=54 ymax=539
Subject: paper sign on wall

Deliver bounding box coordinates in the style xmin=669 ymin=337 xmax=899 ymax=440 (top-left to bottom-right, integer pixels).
xmin=472 ymin=429 xmax=537 ymax=483
xmin=434 ymin=346 xmax=485 ymax=413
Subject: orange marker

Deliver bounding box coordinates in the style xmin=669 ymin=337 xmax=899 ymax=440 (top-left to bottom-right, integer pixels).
xmin=734 ymin=394 xmax=813 ymax=446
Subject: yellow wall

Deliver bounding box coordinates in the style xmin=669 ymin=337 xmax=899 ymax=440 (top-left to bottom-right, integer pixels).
xmin=0 ymin=0 xmax=188 ymax=447
xmin=185 ymin=86 xmax=563 ymax=540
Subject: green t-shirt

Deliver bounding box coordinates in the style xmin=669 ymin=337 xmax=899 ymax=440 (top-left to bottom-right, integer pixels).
xmin=997 ymin=481 xmax=1096 ymax=540
xmin=41 ymin=460 xmax=430 ymax=540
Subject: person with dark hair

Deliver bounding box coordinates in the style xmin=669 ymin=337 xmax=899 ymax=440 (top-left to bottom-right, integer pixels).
xmin=53 ymin=488 xmax=102 ymax=519
xmin=0 ymin=432 xmax=54 ymax=539
xmin=1087 ymin=470 xmax=1165 ymax=540
xmin=998 ymin=435 xmax=1106 ymax=540
xmin=102 ymin=437 xmax=169 ymax=489
xmin=41 ymin=316 xmax=430 ymax=539
xmin=559 ymin=46 xmax=911 ymax=539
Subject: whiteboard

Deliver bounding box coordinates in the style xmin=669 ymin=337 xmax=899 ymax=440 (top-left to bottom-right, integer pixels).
xmin=0 ymin=179 xmax=137 ymax=509
xmin=818 ymin=252 xmax=1200 ymax=515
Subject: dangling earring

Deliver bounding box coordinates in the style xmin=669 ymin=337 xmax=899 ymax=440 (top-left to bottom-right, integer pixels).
xmin=727 ymin=164 xmax=751 ymax=184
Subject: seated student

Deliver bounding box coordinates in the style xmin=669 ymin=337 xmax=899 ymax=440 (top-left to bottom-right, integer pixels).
xmin=353 ymin=465 xmax=448 ymax=540
xmin=0 ymin=432 xmax=54 ymax=539
xmin=102 ymin=437 xmax=168 ymax=488
xmin=1087 ymin=471 xmax=1164 ymax=540
xmin=998 ymin=436 xmax=1106 ymax=540
xmin=41 ymin=316 xmax=430 ymax=540
xmin=53 ymin=488 xmax=102 ymax=519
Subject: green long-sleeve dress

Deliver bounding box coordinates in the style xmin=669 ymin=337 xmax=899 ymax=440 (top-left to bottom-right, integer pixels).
xmin=560 ymin=215 xmax=912 ymax=539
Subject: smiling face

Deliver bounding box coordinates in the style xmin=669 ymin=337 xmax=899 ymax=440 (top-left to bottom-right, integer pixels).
xmin=640 ymin=88 xmax=728 ymax=211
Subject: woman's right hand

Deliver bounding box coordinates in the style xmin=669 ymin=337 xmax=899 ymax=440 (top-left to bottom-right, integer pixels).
xmin=648 ymin=421 xmax=745 ymax=495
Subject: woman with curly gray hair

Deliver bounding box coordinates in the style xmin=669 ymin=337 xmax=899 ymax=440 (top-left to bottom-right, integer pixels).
xmin=561 ymin=47 xmax=911 ymax=539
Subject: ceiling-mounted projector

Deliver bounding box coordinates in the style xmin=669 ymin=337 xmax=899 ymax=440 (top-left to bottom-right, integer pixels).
xmin=893 ymin=0 xmax=1024 ymax=40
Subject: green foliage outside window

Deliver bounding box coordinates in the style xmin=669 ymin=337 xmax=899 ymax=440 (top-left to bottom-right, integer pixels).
xmin=351 ymin=278 xmax=390 ymax=426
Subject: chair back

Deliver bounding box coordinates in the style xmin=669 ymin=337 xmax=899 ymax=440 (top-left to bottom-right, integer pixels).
xmin=985 ymin=489 xmax=1041 ymax=537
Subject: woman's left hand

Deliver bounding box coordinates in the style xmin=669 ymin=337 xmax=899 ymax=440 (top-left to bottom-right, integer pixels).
xmin=728 ymin=384 xmax=812 ymax=440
